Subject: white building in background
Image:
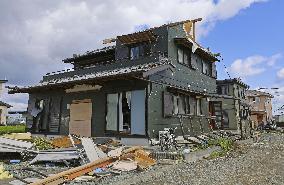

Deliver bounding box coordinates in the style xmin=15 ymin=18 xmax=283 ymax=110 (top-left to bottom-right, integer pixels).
xmin=0 ymin=80 xmax=12 ymax=125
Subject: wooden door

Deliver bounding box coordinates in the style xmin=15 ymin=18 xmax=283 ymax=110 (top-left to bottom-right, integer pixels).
xmin=69 ymin=99 xmax=92 ymax=137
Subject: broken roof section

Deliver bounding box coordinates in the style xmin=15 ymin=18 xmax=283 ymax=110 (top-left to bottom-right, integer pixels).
xmin=8 ymin=60 xmax=173 ymax=94
xmin=63 ymin=45 xmax=116 ymax=64
xmin=64 ymin=18 xmax=218 ymax=64
xmin=117 ymin=30 xmax=156 ymax=45
xmin=246 ymin=90 xmax=274 ymax=98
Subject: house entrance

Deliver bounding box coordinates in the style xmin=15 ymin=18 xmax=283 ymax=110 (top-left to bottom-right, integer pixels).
xmin=106 ymin=89 xmax=145 ymax=135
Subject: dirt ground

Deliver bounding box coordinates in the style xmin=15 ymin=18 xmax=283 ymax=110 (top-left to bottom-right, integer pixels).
xmin=96 ymin=132 xmax=284 ymax=185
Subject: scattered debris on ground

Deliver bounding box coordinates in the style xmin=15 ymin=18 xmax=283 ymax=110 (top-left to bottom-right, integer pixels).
xmin=0 ymin=129 xmax=282 ymax=185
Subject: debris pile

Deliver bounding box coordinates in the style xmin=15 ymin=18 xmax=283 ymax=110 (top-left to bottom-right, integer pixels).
xmin=0 ymin=133 xmax=157 ymax=184
xmin=0 ymin=128 xmax=275 ymax=184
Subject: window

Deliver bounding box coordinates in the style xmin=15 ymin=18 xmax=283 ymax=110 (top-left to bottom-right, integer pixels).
xmin=236 ymin=87 xmax=240 ymax=97
xmin=130 ymin=46 xmax=140 ymax=60
xmin=202 ymin=60 xmax=211 ymax=76
xmin=130 ymin=43 xmax=150 ymax=60
xmin=106 ymin=90 xmax=146 ymax=135
xmin=255 ymin=97 xmax=260 ymax=103
xmin=177 ymin=47 xmax=191 ymax=66
xmin=222 ymin=86 xmax=228 ymax=95
xmin=163 ymin=92 xmax=200 ymax=116
xmin=196 ymin=98 xmax=202 ymax=115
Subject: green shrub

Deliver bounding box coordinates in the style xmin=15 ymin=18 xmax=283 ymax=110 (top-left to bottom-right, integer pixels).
xmin=0 ymin=125 xmax=26 ymax=135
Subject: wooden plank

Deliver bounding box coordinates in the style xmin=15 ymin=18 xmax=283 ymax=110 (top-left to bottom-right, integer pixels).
xmin=29 ymin=157 xmax=116 ymax=185
xmin=29 ymin=146 xmax=142 ymax=185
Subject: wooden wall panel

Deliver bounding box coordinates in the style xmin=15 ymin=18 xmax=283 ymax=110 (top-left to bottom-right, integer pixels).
xmin=69 ymin=99 xmax=92 ymax=137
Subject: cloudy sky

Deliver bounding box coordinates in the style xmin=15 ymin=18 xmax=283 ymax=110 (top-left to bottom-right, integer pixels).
xmin=0 ymin=0 xmax=283 ymax=114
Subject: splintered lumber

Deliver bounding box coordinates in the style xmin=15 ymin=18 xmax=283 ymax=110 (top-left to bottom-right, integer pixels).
xmin=29 ymin=157 xmax=116 ymax=185
xmin=51 ymin=136 xmax=80 ymax=148
xmin=29 ymin=146 xmax=142 ymax=185
xmin=134 ymin=150 xmax=156 ymax=169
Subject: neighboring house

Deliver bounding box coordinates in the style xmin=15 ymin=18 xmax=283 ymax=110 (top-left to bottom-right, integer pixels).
xmin=209 ymin=78 xmax=251 ymax=137
xmin=7 ymin=111 xmax=28 ymax=125
xmin=0 ymin=79 xmax=12 ymax=125
xmin=0 ymin=101 xmax=12 ymax=125
xmin=274 ymin=114 xmax=284 ymax=127
xmin=246 ymin=90 xmax=273 ymax=128
xmin=0 ymin=79 xmax=7 ymax=96
xmin=8 ymin=19 xmax=219 ymax=139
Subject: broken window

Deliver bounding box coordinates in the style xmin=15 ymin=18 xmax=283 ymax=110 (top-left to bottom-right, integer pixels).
xmin=130 ymin=43 xmax=150 ymax=60
xmin=121 ymin=91 xmax=131 ymax=132
xmin=177 ymin=47 xmax=191 ymax=66
xmin=130 ymin=46 xmax=140 ymax=60
xmin=164 ymin=92 xmax=199 ymax=116
xmin=106 ymin=90 xmax=145 ymax=135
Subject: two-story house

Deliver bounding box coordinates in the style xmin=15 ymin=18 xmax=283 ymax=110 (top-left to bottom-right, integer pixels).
xmin=0 ymin=79 xmax=12 ymax=125
xmin=209 ymin=78 xmax=251 ymax=138
xmin=8 ymin=19 xmax=219 ymax=140
xmin=246 ymin=90 xmax=273 ymax=128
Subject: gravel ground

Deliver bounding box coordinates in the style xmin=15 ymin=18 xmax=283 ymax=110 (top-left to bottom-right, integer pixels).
xmin=1 ymin=132 xmax=283 ymax=185
xmin=94 ymin=132 xmax=284 ymax=185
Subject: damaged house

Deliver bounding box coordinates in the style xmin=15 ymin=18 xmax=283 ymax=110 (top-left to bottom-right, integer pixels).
xmin=8 ymin=19 xmax=219 ymax=139
xmin=209 ymin=78 xmax=251 ymax=138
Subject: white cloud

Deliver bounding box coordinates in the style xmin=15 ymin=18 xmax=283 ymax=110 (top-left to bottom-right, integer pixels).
xmin=277 ymin=68 xmax=284 ymax=79
xmin=229 ymin=55 xmax=266 ymax=78
xmin=0 ymin=0 xmax=267 ymax=110
xmin=267 ymin=53 xmax=282 ymax=66
xmin=229 ymin=53 xmax=282 ymax=79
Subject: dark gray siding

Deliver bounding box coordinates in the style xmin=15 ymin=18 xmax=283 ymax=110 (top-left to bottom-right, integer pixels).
xmin=27 ymin=79 xmax=148 ymax=136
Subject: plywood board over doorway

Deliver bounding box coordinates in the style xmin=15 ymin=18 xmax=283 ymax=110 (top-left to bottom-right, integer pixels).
xmin=69 ymin=99 xmax=92 ymax=137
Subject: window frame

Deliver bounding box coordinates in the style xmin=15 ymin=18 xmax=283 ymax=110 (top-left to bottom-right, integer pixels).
xmin=177 ymin=46 xmax=192 ymax=68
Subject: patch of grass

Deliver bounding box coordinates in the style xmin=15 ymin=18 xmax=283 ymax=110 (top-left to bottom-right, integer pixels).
xmin=208 ymin=138 xmax=234 ymax=159
xmin=0 ymin=125 xmax=26 ymax=135
xmin=210 ymin=150 xmax=225 ymax=158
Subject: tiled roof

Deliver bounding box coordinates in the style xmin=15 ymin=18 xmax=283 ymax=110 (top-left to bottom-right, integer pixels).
xmin=217 ymin=78 xmax=249 ymax=88
xmin=8 ymin=60 xmax=172 ymax=93
xmin=246 ymin=90 xmax=273 ymax=98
